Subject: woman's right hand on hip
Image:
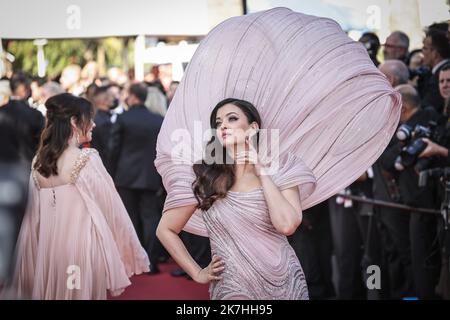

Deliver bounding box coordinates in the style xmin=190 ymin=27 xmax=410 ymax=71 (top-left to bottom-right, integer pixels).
xmin=194 ymin=255 xmax=225 ymax=284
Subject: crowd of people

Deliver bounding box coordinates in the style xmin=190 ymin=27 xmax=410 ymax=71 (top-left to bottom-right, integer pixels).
xmin=1 ymin=19 xmax=450 ymax=299
xmin=309 ymin=22 xmax=450 ymax=300
xmin=0 ymin=62 xmax=211 ymax=290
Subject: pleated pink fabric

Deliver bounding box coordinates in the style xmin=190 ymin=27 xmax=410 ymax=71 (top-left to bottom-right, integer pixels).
xmin=11 ymin=148 xmax=149 ymax=300
xmin=155 ymin=7 xmax=401 ymax=237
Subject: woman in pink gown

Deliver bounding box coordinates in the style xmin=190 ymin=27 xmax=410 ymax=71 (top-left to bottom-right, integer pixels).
xmin=154 ymin=8 xmax=401 ymax=300
xmin=11 ymin=93 xmax=149 ymax=300
xmin=157 ymin=98 xmax=310 ymax=299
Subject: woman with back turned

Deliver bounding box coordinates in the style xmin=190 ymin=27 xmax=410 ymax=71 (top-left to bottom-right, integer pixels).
xmin=11 ymin=93 xmax=149 ymax=299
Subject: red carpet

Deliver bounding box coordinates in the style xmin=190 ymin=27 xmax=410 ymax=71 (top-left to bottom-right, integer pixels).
xmin=108 ymin=260 xmax=210 ymax=300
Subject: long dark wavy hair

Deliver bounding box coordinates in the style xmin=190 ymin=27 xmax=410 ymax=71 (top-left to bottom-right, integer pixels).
xmin=34 ymin=93 xmax=94 ymax=177
xmin=192 ymin=98 xmax=262 ymax=211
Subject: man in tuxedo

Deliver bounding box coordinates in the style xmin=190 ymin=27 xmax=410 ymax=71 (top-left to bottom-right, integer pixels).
xmin=375 ymin=60 xmax=415 ymax=299
xmin=0 ymin=73 xmax=44 ymax=164
xmin=382 ymin=85 xmax=441 ymax=299
xmin=420 ymin=28 xmax=450 ymax=113
xmin=109 ymin=82 xmax=164 ymax=274
xmin=91 ymin=85 xmax=114 ymax=170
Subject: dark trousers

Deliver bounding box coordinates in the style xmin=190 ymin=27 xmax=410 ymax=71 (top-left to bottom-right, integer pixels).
xmin=409 ymin=211 xmax=440 ymax=299
xmin=288 ymin=201 xmax=335 ymax=299
xmin=329 ymin=198 xmax=382 ymax=299
xmin=377 ymin=206 xmax=414 ymax=299
xmin=117 ymin=187 xmax=163 ymax=266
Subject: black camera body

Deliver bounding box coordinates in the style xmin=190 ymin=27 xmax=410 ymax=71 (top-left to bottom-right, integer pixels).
xmin=409 ymin=66 xmax=429 ymax=80
xmin=395 ymin=121 xmax=444 ymax=172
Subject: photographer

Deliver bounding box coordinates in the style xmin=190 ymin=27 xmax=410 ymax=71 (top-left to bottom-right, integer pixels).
xmin=382 ymin=84 xmax=441 ymax=299
xmin=329 ymin=170 xmax=383 ymax=299
xmin=373 ymin=62 xmax=415 ymax=299
xmin=419 ymin=64 xmax=450 ymax=163
xmin=413 ymin=63 xmax=450 ymax=298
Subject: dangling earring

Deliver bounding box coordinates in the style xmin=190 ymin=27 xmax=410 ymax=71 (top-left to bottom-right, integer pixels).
xmin=75 ymin=131 xmax=80 ymax=146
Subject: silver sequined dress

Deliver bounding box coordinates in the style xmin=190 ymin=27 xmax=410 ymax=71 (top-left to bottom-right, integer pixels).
xmin=203 ymin=187 xmax=309 ymax=300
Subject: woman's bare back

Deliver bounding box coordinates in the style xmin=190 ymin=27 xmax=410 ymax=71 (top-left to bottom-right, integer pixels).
xmin=35 ymin=147 xmax=83 ymax=188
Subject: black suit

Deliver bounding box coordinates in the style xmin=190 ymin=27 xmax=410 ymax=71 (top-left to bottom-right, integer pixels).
xmin=328 ymin=179 xmax=382 ymax=299
xmin=109 ymin=105 xmax=163 ymax=190
xmin=91 ymin=110 xmax=112 ymax=172
xmin=109 ymin=104 xmax=164 ymax=269
xmin=0 ymin=113 xmax=29 ymax=284
xmin=0 ymin=99 xmax=44 ymax=163
xmin=288 ymin=201 xmax=335 ymax=299
xmin=381 ymin=109 xmax=441 ymax=299
xmin=420 ymin=61 xmax=449 ymax=113
xmin=372 ymin=158 xmax=414 ymax=299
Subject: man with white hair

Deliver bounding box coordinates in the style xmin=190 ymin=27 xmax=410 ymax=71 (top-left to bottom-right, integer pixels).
xmin=378 ymin=60 xmax=410 ymax=87
xmin=36 ymin=81 xmax=65 ymax=115
xmin=40 ymin=81 xmax=64 ymax=103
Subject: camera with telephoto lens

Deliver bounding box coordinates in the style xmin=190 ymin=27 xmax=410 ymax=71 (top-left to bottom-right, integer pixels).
xmin=394 ymin=121 xmax=442 ymax=172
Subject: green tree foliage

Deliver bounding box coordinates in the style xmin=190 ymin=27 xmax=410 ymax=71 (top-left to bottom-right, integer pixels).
xmin=9 ymin=39 xmax=87 ymax=79
xmin=7 ymin=37 xmax=132 ymax=79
